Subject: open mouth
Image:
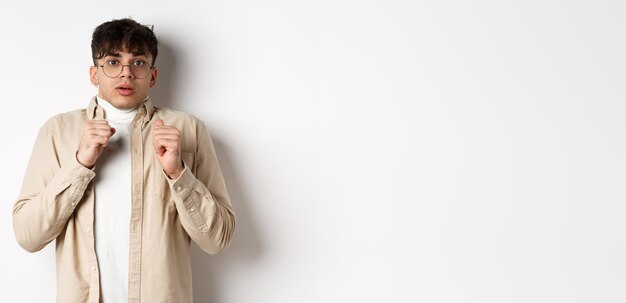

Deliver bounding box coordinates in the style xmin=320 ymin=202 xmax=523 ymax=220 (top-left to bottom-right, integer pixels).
xmin=116 ymin=85 xmax=134 ymax=96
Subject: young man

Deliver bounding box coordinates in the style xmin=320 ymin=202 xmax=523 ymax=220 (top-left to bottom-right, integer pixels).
xmin=12 ymin=18 xmax=235 ymax=303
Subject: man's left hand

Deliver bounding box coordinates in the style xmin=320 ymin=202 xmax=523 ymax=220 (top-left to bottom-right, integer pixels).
xmin=153 ymin=119 xmax=184 ymax=179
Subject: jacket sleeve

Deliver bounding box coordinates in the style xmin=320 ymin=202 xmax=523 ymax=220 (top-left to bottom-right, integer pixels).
xmin=12 ymin=120 xmax=95 ymax=253
xmin=166 ymin=121 xmax=235 ymax=254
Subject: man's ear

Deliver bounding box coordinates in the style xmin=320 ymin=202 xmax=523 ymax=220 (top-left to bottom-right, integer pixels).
xmin=89 ymin=65 xmax=99 ymax=86
xmin=149 ymin=67 xmax=158 ymax=88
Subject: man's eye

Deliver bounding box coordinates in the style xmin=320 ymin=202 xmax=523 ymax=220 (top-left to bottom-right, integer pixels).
xmin=133 ymin=60 xmax=147 ymax=67
xmin=106 ymin=60 xmax=119 ymax=66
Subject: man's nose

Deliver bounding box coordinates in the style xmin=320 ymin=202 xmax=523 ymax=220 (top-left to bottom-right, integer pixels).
xmin=119 ymin=65 xmax=135 ymax=79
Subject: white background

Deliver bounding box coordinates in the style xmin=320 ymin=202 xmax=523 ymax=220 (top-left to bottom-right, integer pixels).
xmin=1 ymin=1 xmax=625 ymax=302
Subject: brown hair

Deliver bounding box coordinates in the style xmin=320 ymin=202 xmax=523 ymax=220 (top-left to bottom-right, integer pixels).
xmin=91 ymin=18 xmax=158 ymax=65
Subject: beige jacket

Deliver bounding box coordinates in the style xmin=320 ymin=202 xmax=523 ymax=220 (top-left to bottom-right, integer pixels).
xmin=12 ymin=97 xmax=235 ymax=303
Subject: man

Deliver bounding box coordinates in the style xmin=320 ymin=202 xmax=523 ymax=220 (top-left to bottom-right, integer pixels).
xmin=12 ymin=18 xmax=235 ymax=303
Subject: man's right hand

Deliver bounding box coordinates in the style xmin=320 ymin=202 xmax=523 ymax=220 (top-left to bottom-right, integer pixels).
xmin=76 ymin=120 xmax=116 ymax=168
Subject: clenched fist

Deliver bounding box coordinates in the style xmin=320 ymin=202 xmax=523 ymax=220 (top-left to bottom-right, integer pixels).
xmin=153 ymin=119 xmax=184 ymax=179
xmin=76 ymin=120 xmax=116 ymax=168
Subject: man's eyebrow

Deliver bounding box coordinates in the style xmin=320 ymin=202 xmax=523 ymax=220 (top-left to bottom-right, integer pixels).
xmin=104 ymin=52 xmax=122 ymax=57
xmin=103 ymin=51 xmax=148 ymax=58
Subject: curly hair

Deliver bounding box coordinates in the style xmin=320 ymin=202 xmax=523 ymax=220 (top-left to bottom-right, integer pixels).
xmin=91 ymin=18 xmax=158 ymax=66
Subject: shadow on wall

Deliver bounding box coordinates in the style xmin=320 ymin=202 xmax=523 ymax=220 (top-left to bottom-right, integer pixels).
xmin=150 ymin=41 xmax=177 ymax=109
xmin=151 ymin=39 xmax=263 ymax=302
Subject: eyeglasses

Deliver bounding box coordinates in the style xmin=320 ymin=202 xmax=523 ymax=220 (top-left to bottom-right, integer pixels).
xmin=97 ymin=59 xmax=154 ymax=79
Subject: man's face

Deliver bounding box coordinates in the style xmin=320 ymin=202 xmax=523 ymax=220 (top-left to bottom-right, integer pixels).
xmin=89 ymin=49 xmax=158 ymax=109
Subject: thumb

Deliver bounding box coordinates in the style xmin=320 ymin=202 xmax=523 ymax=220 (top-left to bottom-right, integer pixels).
xmin=155 ymin=119 xmax=164 ymax=126
xmin=110 ymin=127 xmax=116 ymax=136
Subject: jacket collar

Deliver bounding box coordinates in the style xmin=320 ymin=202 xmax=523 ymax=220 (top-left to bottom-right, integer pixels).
xmin=86 ymin=96 xmax=155 ymax=127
